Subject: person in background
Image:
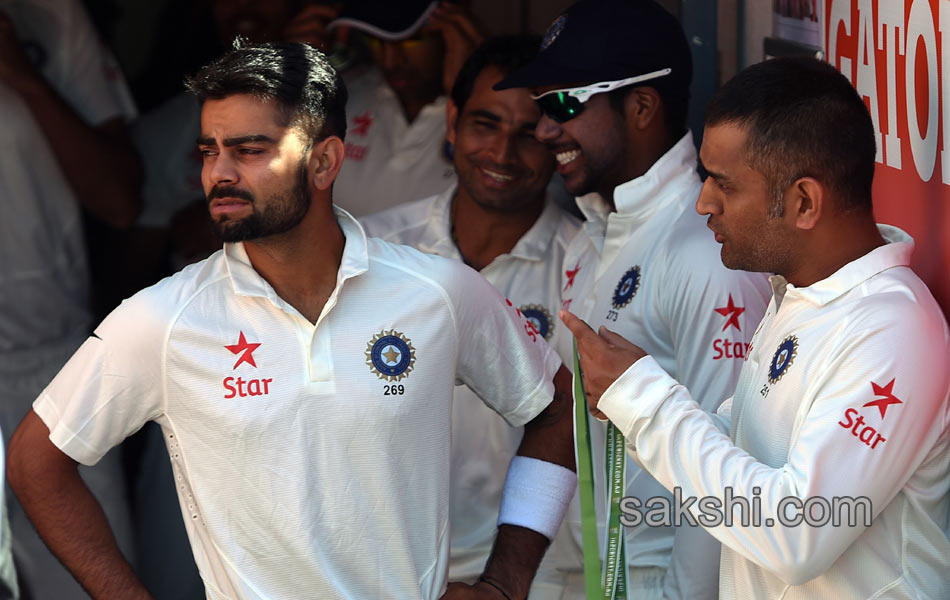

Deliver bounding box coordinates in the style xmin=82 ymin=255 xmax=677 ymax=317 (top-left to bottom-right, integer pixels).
xmin=361 ymin=35 xmax=580 ymax=598
xmin=495 ymin=1 xmax=772 ymax=598
xmin=565 ymin=55 xmax=950 ymax=600
xmin=0 ymin=0 xmax=141 ymax=597
xmin=327 ymin=0 xmax=485 ymax=216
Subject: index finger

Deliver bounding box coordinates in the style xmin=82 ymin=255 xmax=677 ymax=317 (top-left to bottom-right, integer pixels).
xmin=559 ymin=309 xmax=598 ymax=342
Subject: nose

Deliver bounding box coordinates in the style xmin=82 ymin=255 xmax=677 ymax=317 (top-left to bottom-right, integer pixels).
xmin=378 ymin=42 xmax=405 ymax=70
xmin=488 ymin=132 xmax=516 ymax=165
xmin=696 ymin=178 xmax=721 ymax=216
xmin=534 ymin=113 xmax=562 ymax=144
xmin=204 ymin=150 xmax=238 ymax=191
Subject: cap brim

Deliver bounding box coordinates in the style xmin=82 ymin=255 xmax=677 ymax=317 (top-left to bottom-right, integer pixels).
xmin=493 ymin=55 xmax=625 ymax=91
xmin=327 ymin=1 xmax=437 ymax=41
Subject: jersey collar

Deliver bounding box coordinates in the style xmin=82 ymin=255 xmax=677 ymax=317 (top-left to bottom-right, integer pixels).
xmin=574 ymin=131 xmax=701 ymax=254
xmin=223 ymin=206 xmax=370 ymax=303
xmin=772 ymin=225 xmax=914 ymax=307
xmin=423 ymin=185 xmax=563 ymax=265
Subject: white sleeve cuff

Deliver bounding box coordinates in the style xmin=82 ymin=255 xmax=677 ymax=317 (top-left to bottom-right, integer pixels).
xmin=599 ymin=355 xmax=682 ymax=440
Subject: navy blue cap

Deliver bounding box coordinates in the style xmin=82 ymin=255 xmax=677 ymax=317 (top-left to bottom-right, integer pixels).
xmin=494 ymin=0 xmax=691 ymax=100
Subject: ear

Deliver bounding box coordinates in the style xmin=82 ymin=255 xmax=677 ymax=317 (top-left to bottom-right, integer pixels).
xmin=786 ymin=177 xmax=824 ymax=231
xmin=445 ymin=98 xmax=459 ymax=147
xmin=623 ymin=86 xmax=662 ymax=130
xmin=309 ymin=136 xmax=345 ymax=192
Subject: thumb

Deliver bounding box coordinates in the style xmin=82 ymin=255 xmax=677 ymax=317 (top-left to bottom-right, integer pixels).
xmin=598 ymin=325 xmax=630 ymax=347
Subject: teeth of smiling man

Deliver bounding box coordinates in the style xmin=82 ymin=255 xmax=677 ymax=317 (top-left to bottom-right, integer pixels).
xmin=556 ymin=150 xmax=581 ymax=165
xmin=483 ymin=169 xmax=513 ymax=182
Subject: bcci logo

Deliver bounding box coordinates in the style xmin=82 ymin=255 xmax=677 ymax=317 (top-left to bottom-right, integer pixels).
xmin=612 ymin=266 xmax=641 ymax=309
xmin=520 ymin=304 xmax=554 ymax=341
xmin=768 ymin=335 xmax=798 ymax=384
xmin=366 ymin=330 xmax=416 ymax=382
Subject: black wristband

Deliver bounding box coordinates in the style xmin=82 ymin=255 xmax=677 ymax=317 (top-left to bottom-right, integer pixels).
xmin=477 ymin=576 xmax=514 ymax=600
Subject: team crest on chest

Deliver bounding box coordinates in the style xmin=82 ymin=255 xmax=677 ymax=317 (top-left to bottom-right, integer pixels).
xmin=768 ymin=335 xmax=798 ymax=384
xmin=366 ymin=330 xmax=416 ymax=381
xmin=612 ymin=266 xmax=641 ymax=309
xmin=520 ymin=305 xmax=554 ymax=341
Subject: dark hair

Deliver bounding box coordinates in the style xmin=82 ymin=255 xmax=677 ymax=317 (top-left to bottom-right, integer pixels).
xmin=705 ymin=56 xmax=876 ymax=213
xmin=450 ymin=35 xmax=541 ymax=111
xmin=186 ymin=39 xmax=348 ymax=144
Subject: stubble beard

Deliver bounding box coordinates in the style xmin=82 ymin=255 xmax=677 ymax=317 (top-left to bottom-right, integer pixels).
xmin=211 ymin=162 xmax=311 ymax=243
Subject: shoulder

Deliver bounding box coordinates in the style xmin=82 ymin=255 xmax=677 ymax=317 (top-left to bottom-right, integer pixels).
xmin=359 ymin=194 xmax=441 ymax=242
xmin=844 ymin=266 xmax=949 ymax=344
xmin=100 ymin=252 xmax=229 ymax=337
xmin=366 ymin=237 xmax=490 ymax=303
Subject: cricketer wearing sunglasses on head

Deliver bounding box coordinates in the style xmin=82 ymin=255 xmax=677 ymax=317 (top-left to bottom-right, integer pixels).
xmin=495 ymin=1 xmax=772 ymax=599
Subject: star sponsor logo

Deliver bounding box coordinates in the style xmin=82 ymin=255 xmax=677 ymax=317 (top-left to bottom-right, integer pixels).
xmin=714 ymin=294 xmax=745 ymax=331
xmin=837 ymin=379 xmax=903 ymax=451
xmin=563 ymin=260 xmax=581 ymax=292
xmin=366 ymin=330 xmax=416 ymax=382
xmin=223 ymin=332 xmax=271 ymax=398
xmin=344 ymin=143 xmax=368 ymax=160
xmin=352 ymin=110 xmax=374 ymax=136
xmin=864 ymin=378 xmax=902 ymax=419
xmin=225 ymin=331 xmax=260 ymax=369
xmin=712 ymin=339 xmax=750 ymax=360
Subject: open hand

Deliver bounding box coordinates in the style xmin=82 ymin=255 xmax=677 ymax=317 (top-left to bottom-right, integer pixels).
xmin=282 ymin=4 xmax=341 ymax=50
xmin=425 ymin=2 xmax=485 ymax=93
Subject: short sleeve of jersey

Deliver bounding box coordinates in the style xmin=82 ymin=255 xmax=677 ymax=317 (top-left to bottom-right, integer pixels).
xmin=33 ymin=291 xmax=166 ymax=466
xmin=42 ymin=0 xmax=137 ymax=125
xmin=447 ymin=265 xmax=562 ymax=428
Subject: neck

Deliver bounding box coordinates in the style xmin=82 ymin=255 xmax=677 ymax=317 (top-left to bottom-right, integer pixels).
xmin=243 ymin=196 xmax=344 ymax=323
xmin=451 ymin=189 xmax=545 ymax=271
xmin=598 ymin=129 xmax=679 ymax=208
xmin=395 ymin=88 xmax=439 ymax=123
xmin=784 ymin=215 xmax=885 ymax=287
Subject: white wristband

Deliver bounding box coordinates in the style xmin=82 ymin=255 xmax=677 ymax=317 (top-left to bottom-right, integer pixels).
xmin=497 ymin=456 xmax=577 ymax=540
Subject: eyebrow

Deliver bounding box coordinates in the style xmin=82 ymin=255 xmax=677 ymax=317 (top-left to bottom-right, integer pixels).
xmin=699 ymin=160 xmax=728 ymax=182
xmin=468 ymin=109 xmax=501 ymax=123
xmin=467 ymin=109 xmax=538 ymax=131
xmin=196 ymin=134 xmax=276 ymax=147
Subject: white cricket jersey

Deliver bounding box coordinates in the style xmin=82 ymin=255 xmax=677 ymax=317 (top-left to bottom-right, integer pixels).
xmin=361 ymin=186 xmax=581 ymax=582
xmin=34 ymin=208 xmax=561 ymax=600
xmin=555 ymin=133 xmax=772 ymax=595
xmin=334 ymin=67 xmax=456 ymax=217
xmin=599 ymin=226 xmax=950 ymax=599
xmin=0 ymin=0 xmax=136 ymax=359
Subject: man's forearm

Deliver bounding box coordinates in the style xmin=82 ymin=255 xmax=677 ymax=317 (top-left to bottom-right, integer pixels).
xmin=516 ymin=365 xmax=576 ymax=469
xmin=479 ymin=365 xmax=577 ymax=598
xmin=479 ymin=525 xmax=549 ymax=599
xmin=8 ymin=74 xmax=142 ymax=228
xmin=7 ymin=411 xmax=150 ymax=599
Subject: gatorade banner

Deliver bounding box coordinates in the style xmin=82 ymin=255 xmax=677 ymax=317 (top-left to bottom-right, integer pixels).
xmin=822 ymin=0 xmax=949 ymax=319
